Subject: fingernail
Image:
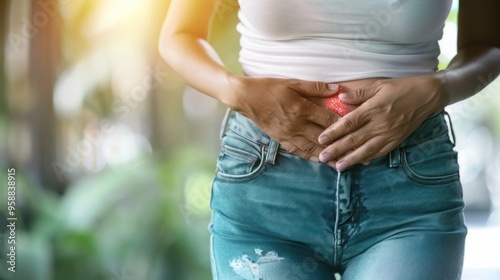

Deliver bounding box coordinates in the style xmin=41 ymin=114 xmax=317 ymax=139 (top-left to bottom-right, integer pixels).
xmin=319 ymin=152 xmax=331 ymax=163
xmin=336 ymin=161 xmax=348 ymax=172
xmin=319 ymin=135 xmax=329 ymax=145
xmin=328 ymin=84 xmax=339 ymax=92
xmin=310 ymin=156 xmax=320 ymax=163
xmin=338 ymin=93 xmax=349 ymax=100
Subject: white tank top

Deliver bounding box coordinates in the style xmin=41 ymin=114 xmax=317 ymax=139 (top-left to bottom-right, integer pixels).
xmin=237 ymin=0 xmax=453 ymax=82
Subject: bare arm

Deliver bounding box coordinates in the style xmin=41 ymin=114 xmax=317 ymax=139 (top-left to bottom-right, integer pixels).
xmin=439 ymin=0 xmax=500 ymax=104
xmin=158 ymin=0 xmax=237 ymax=106
xmin=159 ymin=0 xmax=341 ymax=160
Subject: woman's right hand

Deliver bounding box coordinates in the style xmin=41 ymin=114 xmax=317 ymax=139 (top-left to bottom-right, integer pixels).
xmin=228 ymin=76 xmax=342 ymax=161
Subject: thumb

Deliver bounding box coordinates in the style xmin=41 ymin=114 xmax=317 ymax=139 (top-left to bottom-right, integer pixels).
xmin=291 ymin=80 xmax=341 ymax=97
xmin=339 ymin=85 xmax=377 ymax=105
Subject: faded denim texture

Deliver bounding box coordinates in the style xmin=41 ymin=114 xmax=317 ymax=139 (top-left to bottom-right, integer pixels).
xmin=209 ymin=110 xmax=467 ymax=280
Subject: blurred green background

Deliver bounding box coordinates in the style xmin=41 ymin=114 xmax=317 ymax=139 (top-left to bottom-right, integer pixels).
xmin=0 ymin=1 xmax=499 ymax=280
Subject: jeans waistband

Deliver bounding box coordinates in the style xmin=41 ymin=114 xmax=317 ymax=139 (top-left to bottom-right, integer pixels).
xmin=220 ymin=109 xmax=455 ymax=168
xmin=388 ymin=111 xmax=455 ymax=168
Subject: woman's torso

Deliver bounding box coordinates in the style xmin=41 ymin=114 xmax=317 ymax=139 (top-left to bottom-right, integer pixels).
xmin=237 ymin=0 xmax=453 ymax=90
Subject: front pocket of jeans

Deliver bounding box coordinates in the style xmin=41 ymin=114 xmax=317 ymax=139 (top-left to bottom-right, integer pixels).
xmin=400 ymin=133 xmax=460 ymax=186
xmin=215 ymin=142 xmax=266 ymax=183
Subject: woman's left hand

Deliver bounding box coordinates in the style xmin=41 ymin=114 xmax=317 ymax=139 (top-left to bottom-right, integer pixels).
xmin=317 ymin=73 xmax=449 ymax=171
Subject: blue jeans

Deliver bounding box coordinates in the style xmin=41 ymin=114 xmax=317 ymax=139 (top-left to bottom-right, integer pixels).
xmin=209 ymin=110 xmax=467 ymax=280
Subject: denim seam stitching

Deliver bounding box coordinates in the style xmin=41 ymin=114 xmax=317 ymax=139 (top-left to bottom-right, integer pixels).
xmin=401 ymin=129 xmax=449 ymax=152
xmin=400 ymin=152 xmax=460 ymax=185
xmin=229 ymin=127 xmax=267 ymax=147
xmin=333 ymin=170 xmax=342 ymax=267
xmin=215 ymin=146 xmax=268 ymax=183
xmin=209 ymin=235 xmax=219 ymax=279
xmin=228 ymin=126 xmax=293 ymax=154
xmin=220 ymin=144 xmax=258 ymax=162
xmin=346 ymin=166 xmax=360 ymax=239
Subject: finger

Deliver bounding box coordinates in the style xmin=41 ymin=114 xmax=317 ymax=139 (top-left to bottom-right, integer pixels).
xmin=305 ymin=104 xmax=341 ymax=130
xmin=322 ymin=92 xmax=349 ymax=117
xmin=289 ymin=79 xmax=341 ymax=98
xmin=324 ymin=150 xmax=357 ymax=169
xmin=280 ymin=137 xmax=325 ymax=161
xmin=291 ymin=135 xmax=326 ymax=159
xmin=326 ymin=160 xmax=371 ymax=169
xmin=273 ymin=113 xmax=329 ymax=146
xmin=300 ymin=122 xmax=330 ymax=146
xmin=326 ymin=160 xmax=337 ymax=169
xmin=318 ymin=112 xmax=364 ymax=145
xmin=335 ymin=138 xmax=398 ymax=171
xmin=325 ymin=150 xmax=351 ymax=169
xmin=338 ymin=84 xmax=378 ymax=105
xmin=319 ymin=125 xmax=372 ymax=163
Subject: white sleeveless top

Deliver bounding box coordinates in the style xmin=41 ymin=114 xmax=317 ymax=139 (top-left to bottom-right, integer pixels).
xmin=237 ymin=0 xmax=453 ymax=82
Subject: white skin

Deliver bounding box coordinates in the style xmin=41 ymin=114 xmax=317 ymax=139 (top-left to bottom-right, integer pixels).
xmin=159 ymin=0 xmax=500 ymax=171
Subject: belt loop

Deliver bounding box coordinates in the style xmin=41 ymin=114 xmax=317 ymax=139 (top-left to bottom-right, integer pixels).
xmin=266 ymin=139 xmax=279 ymax=164
xmin=219 ymin=109 xmax=233 ymax=139
xmin=443 ymin=111 xmax=456 ymax=147
xmin=389 ymin=145 xmax=401 ymax=168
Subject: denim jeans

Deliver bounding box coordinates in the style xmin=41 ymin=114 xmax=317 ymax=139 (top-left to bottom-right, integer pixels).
xmin=209 ymin=110 xmax=467 ymax=280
